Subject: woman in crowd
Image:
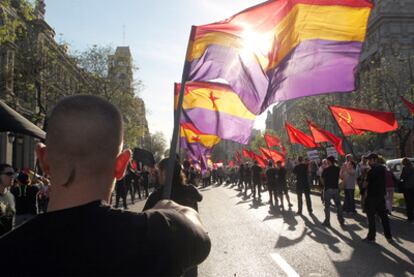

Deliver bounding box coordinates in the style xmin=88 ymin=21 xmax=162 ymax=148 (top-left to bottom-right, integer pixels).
xmin=341 ymin=157 xmax=357 ymax=214
xmin=0 ymin=164 xmax=16 ymax=236
xmin=143 ymin=157 xmax=203 ymax=212
xmin=143 ymin=157 xmax=203 ymax=277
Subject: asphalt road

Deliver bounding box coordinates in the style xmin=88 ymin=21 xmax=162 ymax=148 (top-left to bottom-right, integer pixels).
xmin=129 ymin=183 xmax=414 ymax=277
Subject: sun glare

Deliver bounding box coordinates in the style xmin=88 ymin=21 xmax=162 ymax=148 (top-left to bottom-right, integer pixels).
xmin=240 ymin=25 xmax=274 ymax=68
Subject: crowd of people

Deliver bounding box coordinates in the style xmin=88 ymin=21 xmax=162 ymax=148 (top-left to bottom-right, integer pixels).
xmin=184 ymin=152 xmax=414 ymax=244
xmin=1 ymin=94 xmax=414 ymax=275
xmin=0 ymin=166 xmax=50 ymax=236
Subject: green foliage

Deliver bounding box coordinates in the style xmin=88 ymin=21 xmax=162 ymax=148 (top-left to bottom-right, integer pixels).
xmin=0 ymin=0 xmax=34 ymax=44
xmin=142 ymin=132 xmax=167 ymax=163
xmin=74 ymin=45 xmax=147 ymax=148
xmin=249 ymin=130 xmax=265 ymax=153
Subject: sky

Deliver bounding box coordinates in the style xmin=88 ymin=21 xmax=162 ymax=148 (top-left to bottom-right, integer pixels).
xmin=45 ymin=0 xmax=271 ymax=142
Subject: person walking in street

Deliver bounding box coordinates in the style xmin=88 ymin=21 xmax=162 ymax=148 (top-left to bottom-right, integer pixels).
xmin=357 ymin=156 xmax=370 ymax=212
xmin=318 ymin=159 xmax=329 ymax=203
xmin=0 ymin=95 xmax=211 ymax=276
xmin=244 ymin=163 xmax=252 ymax=197
xmin=400 ymin=157 xmax=414 ymax=221
xmin=115 ymin=177 xmax=128 ymax=210
xmin=238 ymin=164 xmax=245 ymax=191
xmin=341 ymin=155 xmax=357 ymax=214
xmin=364 ymin=153 xmax=393 ymax=243
xmin=251 ymin=161 xmax=262 ymax=201
xmin=266 ymin=161 xmax=279 ymax=211
xmin=124 ymin=161 xmax=140 ymax=204
xmin=276 ymin=161 xmax=292 ymax=209
xmin=10 ymin=171 xmax=38 ymax=227
xmin=0 ymin=164 xmax=16 ymax=236
xmin=383 ymin=159 xmax=397 ymax=215
xmin=309 ymin=160 xmax=319 ymax=186
xmin=321 ymin=156 xmax=345 ymax=228
xmin=141 ymin=166 xmax=150 ymax=198
xmin=293 ymin=157 xmax=313 ymax=215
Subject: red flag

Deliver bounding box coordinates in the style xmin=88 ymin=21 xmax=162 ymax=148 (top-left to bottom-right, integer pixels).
xmin=281 ymin=145 xmax=287 ymax=156
xmin=270 ymin=149 xmax=285 ymax=162
xmin=259 ymin=147 xmax=285 ymax=163
xmin=401 ymin=96 xmax=414 ymax=115
xmin=264 ymin=133 xmax=281 ymax=148
xmin=259 ymin=147 xmax=273 ymax=160
xmin=329 ymin=106 xmax=398 ymax=136
xmin=229 ymin=161 xmax=235 ymax=168
xmin=250 ymin=152 xmax=267 ymax=168
xmin=242 ymin=148 xmax=254 ymax=159
xmin=285 ymin=122 xmax=318 ymax=148
xmin=307 ymin=120 xmax=345 ymax=156
xmin=235 ymin=151 xmax=242 ymax=165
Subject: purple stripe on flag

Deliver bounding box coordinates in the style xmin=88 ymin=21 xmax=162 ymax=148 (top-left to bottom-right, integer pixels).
xmin=180 ymin=138 xmax=211 ymax=174
xmin=264 ymin=40 xmax=363 ymax=108
xmin=181 ymin=108 xmax=254 ymax=145
xmin=188 ymin=44 xmax=268 ymax=115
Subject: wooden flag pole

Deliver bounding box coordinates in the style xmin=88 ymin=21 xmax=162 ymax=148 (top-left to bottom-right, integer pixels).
xmin=163 ymin=26 xmax=195 ymax=199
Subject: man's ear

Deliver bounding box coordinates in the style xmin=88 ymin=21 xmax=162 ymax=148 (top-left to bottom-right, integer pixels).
xmin=115 ymin=149 xmax=132 ymax=180
xmin=36 ymin=143 xmax=50 ymax=175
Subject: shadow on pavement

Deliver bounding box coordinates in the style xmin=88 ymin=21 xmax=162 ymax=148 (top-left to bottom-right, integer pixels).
xmin=275 ymin=228 xmax=307 ymax=249
xmin=249 ymin=199 xmax=265 ymax=209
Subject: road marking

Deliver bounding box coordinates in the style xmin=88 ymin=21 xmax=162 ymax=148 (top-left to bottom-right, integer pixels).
xmin=270 ymin=253 xmax=300 ymax=277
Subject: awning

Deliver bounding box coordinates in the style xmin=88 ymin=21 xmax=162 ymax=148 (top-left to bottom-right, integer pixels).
xmin=0 ymin=100 xmax=46 ymax=140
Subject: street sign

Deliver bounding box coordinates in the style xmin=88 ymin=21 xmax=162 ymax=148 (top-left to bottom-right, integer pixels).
xmin=307 ymin=150 xmax=320 ymax=162
xmin=326 ymin=147 xmax=339 ymax=159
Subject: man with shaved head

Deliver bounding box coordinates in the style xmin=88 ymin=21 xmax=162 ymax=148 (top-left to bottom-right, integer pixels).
xmin=0 ymin=95 xmax=211 ymax=276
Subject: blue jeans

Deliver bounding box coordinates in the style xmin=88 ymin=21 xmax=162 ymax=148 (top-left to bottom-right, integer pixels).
xmin=324 ymin=189 xmax=344 ymax=224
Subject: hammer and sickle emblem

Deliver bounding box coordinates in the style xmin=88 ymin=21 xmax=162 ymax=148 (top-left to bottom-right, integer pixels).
xmin=338 ymin=110 xmax=352 ymax=124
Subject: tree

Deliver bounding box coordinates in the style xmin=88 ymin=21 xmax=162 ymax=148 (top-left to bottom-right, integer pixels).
xmin=1 ymin=0 xmax=85 ymax=125
xmin=142 ymin=132 xmax=167 ymax=163
xmin=73 ymin=45 xmax=147 ymax=148
xmin=352 ymin=55 xmax=413 ymax=156
xmin=0 ymin=0 xmax=34 ymax=44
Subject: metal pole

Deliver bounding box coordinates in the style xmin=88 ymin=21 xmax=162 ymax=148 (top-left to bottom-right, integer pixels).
xmin=163 ymin=26 xmax=195 ymax=199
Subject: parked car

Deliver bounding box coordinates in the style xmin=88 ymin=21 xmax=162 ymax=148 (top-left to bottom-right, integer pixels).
xmin=386 ymin=157 xmax=414 ymax=180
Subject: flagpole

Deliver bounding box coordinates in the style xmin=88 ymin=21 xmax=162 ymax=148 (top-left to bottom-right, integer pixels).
xmin=163 ymin=26 xmax=195 ymax=199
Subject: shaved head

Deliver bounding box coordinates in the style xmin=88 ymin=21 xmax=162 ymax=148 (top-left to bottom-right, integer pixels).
xmin=46 ymin=95 xmax=123 ymax=185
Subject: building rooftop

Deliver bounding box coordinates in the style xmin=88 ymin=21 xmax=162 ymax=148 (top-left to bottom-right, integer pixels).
xmin=115 ymin=46 xmax=131 ymax=57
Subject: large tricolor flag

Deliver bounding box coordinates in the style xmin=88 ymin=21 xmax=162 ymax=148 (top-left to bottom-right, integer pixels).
xmin=175 ymin=82 xmax=255 ymax=144
xmin=329 ymin=106 xmax=398 ymax=136
xmin=307 ymin=120 xmax=345 ymax=156
xmin=186 ymin=0 xmax=373 ymax=114
xmin=285 ymin=122 xmax=318 ymax=148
